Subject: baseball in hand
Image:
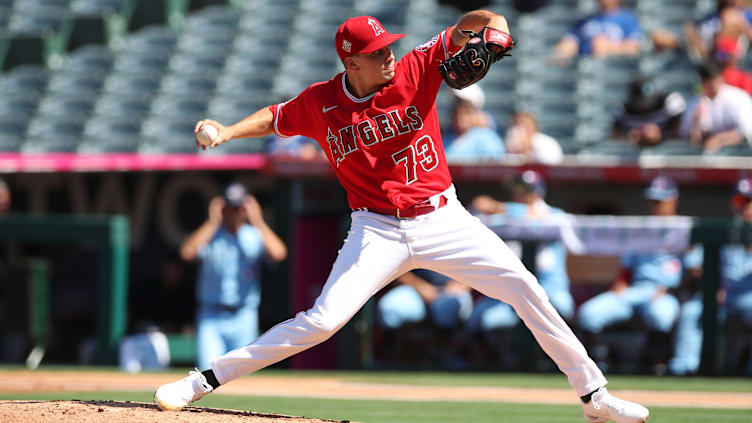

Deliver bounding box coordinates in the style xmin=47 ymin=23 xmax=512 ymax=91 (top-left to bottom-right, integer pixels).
xmin=197 ymin=124 xmax=219 ymax=147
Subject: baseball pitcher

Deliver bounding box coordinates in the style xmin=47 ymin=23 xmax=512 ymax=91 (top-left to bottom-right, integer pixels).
xmin=155 ymin=10 xmax=648 ymax=423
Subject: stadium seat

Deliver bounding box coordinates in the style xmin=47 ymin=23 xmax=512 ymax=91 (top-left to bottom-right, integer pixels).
xmin=21 ymin=133 xmax=82 ymax=153
xmin=120 ymin=25 xmax=178 ymax=55
xmin=200 ymin=137 xmax=265 ymax=155
xmin=59 ymin=44 xmax=114 ymax=73
xmin=111 ymin=53 xmax=169 ymax=75
xmin=207 ymin=97 xmax=268 ymax=125
xmin=83 ymin=116 xmax=143 ymax=138
xmin=128 ymin=0 xmax=170 ymax=31
xmin=102 ymin=74 xmax=162 ymax=97
xmin=640 ymin=139 xmax=702 ymax=156
xmin=0 ymin=133 xmax=24 ymax=152
xmin=1 ymin=34 xmax=48 ymax=70
xmin=47 ymin=70 xmax=108 ymax=96
xmin=66 ymin=0 xmax=129 ymax=51
xmin=158 ymin=74 xmax=216 ymax=98
xmin=150 ymin=97 xmax=208 ymax=122
xmin=141 ymin=114 xmax=196 ymax=141
xmin=0 ymin=92 xmax=42 ymax=120
xmin=78 ymin=133 xmax=139 ymax=153
xmin=138 ymin=132 xmax=197 ymax=154
xmin=0 ymin=116 xmax=29 ymax=139
xmin=36 ymin=94 xmax=97 ymax=120
xmin=167 ymin=53 xmax=225 ymax=76
xmin=577 ymin=139 xmax=640 ymax=159
xmin=714 ymin=143 xmax=752 ymax=156
xmin=0 ymin=5 xmax=11 ymax=33
xmin=92 ymin=95 xmax=153 ymax=119
xmin=188 ymin=0 xmax=231 ymax=12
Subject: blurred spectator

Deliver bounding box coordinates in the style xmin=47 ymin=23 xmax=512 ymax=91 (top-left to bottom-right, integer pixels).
xmin=685 ymin=0 xmax=752 ymax=62
xmin=180 ymin=182 xmax=287 ymax=370
xmin=551 ymin=0 xmax=642 ymax=62
xmin=377 ymin=269 xmax=473 ymax=331
xmin=0 ymin=178 xmax=10 ymax=214
xmin=678 ymin=62 xmax=752 ymax=153
xmin=504 ymin=111 xmax=564 ymax=164
xmin=469 ymin=170 xmax=576 ymax=331
xmin=613 ymin=75 xmax=687 ymax=147
xmin=119 ymin=328 xmax=170 ymax=373
xmin=451 ymin=85 xmax=497 ymax=130
xmin=713 ymin=37 xmax=752 ymax=94
xmin=577 ymin=176 xmax=689 ymax=368
xmin=444 ymin=99 xmax=505 ymax=161
xmin=376 ymin=269 xmax=473 ymax=367
xmin=266 ymin=134 xmax=323 ymax=160
xmin=670 ymin=177 xmax=752 ymax=375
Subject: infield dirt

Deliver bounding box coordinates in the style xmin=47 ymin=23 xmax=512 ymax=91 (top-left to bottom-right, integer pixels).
xmin=0 ymin=400 xmax=352 ymax=423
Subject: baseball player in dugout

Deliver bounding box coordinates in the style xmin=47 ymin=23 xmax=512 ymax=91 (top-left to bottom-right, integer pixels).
xmin=155 ymin=10 xmax=649 ymax=423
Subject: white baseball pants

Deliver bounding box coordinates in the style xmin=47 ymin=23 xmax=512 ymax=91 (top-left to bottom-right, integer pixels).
xmin=211 ymin=187 xmax=607 ymax=396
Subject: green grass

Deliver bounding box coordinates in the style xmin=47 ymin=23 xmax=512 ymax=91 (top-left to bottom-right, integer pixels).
xmin=1 ymin=367 xmax=750 ymax=422
xmin=238 ymin=370 xmax=752 ymax=393
xmin=4 ymin=365 xmax=750 ymax=392
xmin=0 ymin=391 xmax=749 ymax=423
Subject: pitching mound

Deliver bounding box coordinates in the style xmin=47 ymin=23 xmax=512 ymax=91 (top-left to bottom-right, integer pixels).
xmin=0 ymin=400 xmax=352 ymax=423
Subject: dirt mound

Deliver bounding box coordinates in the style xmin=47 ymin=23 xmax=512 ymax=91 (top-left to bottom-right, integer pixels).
xmin=0 ymin=400 xmax=352 ymax=423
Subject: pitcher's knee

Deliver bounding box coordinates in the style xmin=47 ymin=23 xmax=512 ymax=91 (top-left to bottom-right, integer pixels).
xmin=295 ymin=310 xmax=347 ymax=344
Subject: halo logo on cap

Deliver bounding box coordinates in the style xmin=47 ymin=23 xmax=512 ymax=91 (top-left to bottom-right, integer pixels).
xmin=367 ymin=18 xmax=384 ymax=36
xmin=335 ymin=16 xmax=405 ymax=60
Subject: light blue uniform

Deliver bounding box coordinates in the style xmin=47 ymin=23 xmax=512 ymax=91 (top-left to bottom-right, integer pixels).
xmin=468 ymin=202 xmax=575 ymax=331
xmin=196 ymin=224 xmax=264 ymax=370
xmin=377 ymin=269 xmax=473 ymax=330
xmin=577 ymin=250 xmax=689 ymax=335
xmin=566 ymin=8 xmax=642 ymax=56
xmin=670 ymin=244 xmax=752 ymax=375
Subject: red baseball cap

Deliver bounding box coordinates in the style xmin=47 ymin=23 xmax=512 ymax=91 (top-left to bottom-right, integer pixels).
xmin=335 ymin=16 xmax=405 ymax=60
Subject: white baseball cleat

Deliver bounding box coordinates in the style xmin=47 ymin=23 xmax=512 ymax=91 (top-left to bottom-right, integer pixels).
xmin=154 ymin=368 xmax=213 ymax=411
xmin=582 ymin=387 xmax=649 ymax=423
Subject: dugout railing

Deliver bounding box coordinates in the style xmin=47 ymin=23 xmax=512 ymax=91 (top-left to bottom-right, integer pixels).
xmin=0 ymin=212 xmax=748 ymax=374
xmin=482 ymin=215 xmax=752 ymax=376
xmin=0 ymin=214 xmax=129 ymax=365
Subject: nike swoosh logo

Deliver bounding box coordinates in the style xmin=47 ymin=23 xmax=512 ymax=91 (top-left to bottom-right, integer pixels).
xmin=322 ymin=105 xmax=338 ymax=113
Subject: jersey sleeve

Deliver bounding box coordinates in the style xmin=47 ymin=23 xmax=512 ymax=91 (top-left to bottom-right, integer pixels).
xmin=398 ymin=27 xmax=462 ymax=90
xmin=269 ymin=86 xmax=319 ymax=139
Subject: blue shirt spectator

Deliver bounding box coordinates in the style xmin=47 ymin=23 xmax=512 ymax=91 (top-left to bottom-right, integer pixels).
xmin=551 ymin=0 xmax=642 ymax=61
xmin=721 ymin=244 xmax=752 ymax=305
xmin=445 ymin=127 xmax=505 ymax=161
xmin=377 ymin=269 xmax=473 ymax=330
xmin=444 ymin=99 xmax=505 ymax=162
xmin=468 ymin=170 xmax=575 ymax=332
xmin=577 ymin=176 xmax=684 ymax=335
xmin=504 ymin=202 xmax=572 ymax=298
xmin=620 ymin=253 xmax=684 ymax=290
xmin=669 ymin=177 xmax=752 ymax=375
xmin=568 ymin=8 xmax=642 ymax=56
xmin=181 ymin=182 xmax=287 ymax=370
xmin=197 ymin=225 xmax=264 ymax=308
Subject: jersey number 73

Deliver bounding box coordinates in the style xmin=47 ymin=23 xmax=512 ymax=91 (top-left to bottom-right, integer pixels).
xmin=391 ymin=135 xmax=439 ymax=185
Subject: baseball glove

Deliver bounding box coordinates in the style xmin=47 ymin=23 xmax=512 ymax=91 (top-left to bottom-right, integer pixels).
xmin=439 ymin=27 xmax=515 ymax=90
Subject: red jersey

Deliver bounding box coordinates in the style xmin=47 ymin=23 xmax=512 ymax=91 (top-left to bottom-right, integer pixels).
xmin=270 ymin=28 xmax=461 ymax=210
xmin=722 ymin=67 xmax=752 ymax=95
